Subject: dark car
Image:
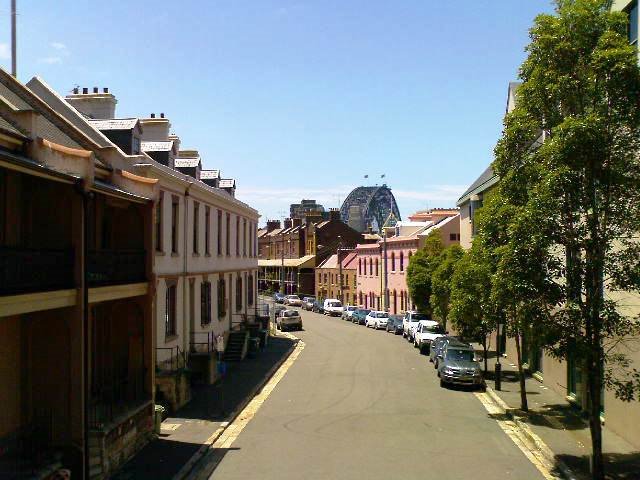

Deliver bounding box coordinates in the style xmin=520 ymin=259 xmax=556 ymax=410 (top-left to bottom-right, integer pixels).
xmin=386 ymin=314 xmax=404 ymax=334
xmin=352 ymin=308 xmax=371 ymax=325
xmin=312 ymin=300 xmax=324 ymax=314
xmin=437 ymin=344 xmax=485 ymax=390
xmin=432 ymin=337 xmax=469 ymax=369
xmin=274 ymin=292 xmax=286 ymax=304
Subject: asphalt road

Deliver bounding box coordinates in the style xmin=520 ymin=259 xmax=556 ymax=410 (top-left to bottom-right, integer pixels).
xmin=203 ymin=308 xmax=545 ymax=480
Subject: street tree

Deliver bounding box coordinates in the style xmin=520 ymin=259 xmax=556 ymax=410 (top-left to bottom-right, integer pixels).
xmin=406 ymin=229 xmax=444 ymax=314
xmin=493 ymin=1 xmax=640 ymax=477
xmin=430 ymin=244 xmax=464 ymax=332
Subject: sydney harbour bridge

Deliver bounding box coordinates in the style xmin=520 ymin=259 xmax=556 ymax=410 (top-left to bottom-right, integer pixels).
xmin=339 ymin=184 xmax=401 ymax=233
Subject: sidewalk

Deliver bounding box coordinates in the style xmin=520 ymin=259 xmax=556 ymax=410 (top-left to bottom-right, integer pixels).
xmin=112 ymin=334 xmax=297 ymax=480
xmin=477 ymin=349 xmax=640 ymax=480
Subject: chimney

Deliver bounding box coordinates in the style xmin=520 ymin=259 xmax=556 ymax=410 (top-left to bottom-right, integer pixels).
xmin=292 ymin=218 xmax=302 ymax=228
xmin=103 ymin=87 xmax=109 ymax=93
xmin=67 ymin=87 xmax=117 ymax=119
xmin=160 ymin=113 xmax=165 ymax=118
xmin=267 ymin=220 xmax=281 ymax=232
xmin=72 ymin=87 xmax=78 ymax=94
xmin=150 ymin=113 xmax=156 ymax=118
xmin=93 ymin=87 xmax=98 ymax=93
xmin=284 ymin=218 xmax=293 ymax=229
xmin=329 ymin=208 xmax=341 ymax=222
xmin=82 ymin=87 xmax=88 ymax=94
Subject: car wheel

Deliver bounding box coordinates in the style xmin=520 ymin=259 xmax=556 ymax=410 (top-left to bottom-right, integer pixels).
xmin=440 ymin=378 xmax=445 ymax=388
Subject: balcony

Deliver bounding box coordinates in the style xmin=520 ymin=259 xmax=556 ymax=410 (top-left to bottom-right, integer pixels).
xmin=88 ymin=249 xmax=146 ymax=287
xmin=0 ymin=246 xmax=74 ymax=296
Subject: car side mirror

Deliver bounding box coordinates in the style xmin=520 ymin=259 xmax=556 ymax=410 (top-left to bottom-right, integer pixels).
xmin=445 ymin=331 xmax=449 ymax=335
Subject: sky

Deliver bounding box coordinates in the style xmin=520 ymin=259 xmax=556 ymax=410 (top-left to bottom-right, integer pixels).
xmin=1 ymin=0 xmax=554 ymax=224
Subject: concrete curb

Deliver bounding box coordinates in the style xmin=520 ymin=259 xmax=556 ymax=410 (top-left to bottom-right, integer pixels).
xmin=484 ymin=386 xmax=581 ymax=480
xmin=171 ymin=333 xmax=300 ymax=480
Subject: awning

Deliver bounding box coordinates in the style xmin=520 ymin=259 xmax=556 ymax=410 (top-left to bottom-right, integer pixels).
xmin=258 ymin=254 xmax=316 ymax=269
xmin=93 ymin=179 xmax=152 ymax=203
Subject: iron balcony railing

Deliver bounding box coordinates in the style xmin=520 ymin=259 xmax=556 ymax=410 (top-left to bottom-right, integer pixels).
xmin=88 ymin=249 xmax=146 ymax=287
xmin=156 ymin=346 xmax=188 ymax=373
xmin=0 ymin=246 xmax=75 ymax=296
xmin=190 ymin=331 xmax=215 ymax=354
xmin=88 ymin=370 xmax=148 ymax=430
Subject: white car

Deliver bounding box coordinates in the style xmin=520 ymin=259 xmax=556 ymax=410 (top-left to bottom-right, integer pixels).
xmin=323 ymin=299 xmax=344 ymax=316
xmin=284 ymin=294 xmax=302 ymax=306
xmin=402 ymin=311 xmax=430 ymax=341
xmin=413 ymin=320 xmax=446 ymax=354
xmin=276 ymin=309 xmax=303 ymax=331
xmin=365 ymin=311 xmax=389 ymax=329
xmin=341 ymin=305 xmax=358 ymax=320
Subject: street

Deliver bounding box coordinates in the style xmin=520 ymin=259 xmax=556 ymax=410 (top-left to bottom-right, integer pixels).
xmin=196 ymin=308 xmax=546 ymax=480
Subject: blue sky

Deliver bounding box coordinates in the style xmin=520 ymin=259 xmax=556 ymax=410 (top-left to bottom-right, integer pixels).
xmin=2 ymin=0 xmax=553 ymax=223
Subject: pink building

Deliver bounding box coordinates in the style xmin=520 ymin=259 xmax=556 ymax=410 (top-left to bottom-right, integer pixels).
xmin=355 ymin=213 xmax=460 ymax=315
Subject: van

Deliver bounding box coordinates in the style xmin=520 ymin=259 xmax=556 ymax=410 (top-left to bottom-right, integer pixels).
xmin=323 ymin=299 xmax=343 ymax=316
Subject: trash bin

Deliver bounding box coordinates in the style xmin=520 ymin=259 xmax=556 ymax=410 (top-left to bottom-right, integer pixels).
xmin=248 ymin=337 xmax=260 ymax=358
xmin=154 ymin=404 xmax=166 ymax=434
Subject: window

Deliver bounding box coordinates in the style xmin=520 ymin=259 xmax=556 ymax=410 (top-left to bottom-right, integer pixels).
xmin=193 ymin=202 xmax=199 ymax=254
xmin=132 ymin=136 xmax=141 ymax=155
xmin=450 ymin=233 xmax=456 ymax=241
xmin=205 ymin=207 xmax=210 ymax=255
xmin=155 ymin=193 xmax=163 ymax=252
xmin=218 ymin=278 xmax=226 ymax=318
xmin=226 ymin=213 xmax=231 ymax=255
xmin=369 ymin=258 xmax=373 ymax=275
xmin=358 ymin=258 xmax=362 ymax=275
xmin=171 ymin=197 xmax=179 ymax=253
xmin=236 ymin=217 xmax=240 ymax=256
xmin=324 ymin=273 xmax=328 ymax=283
xmin=165 ymin=284 xmax=177 ymax=336
xmin=248 ymin=274 xmax=254 ymax=306
xmin=217 ymin=210 xmax=222 ymax=255
xmin=628 ymin=1 xmax=638 ymax=45
xmin=391 ymin=252 xmax=395 ymax=271
xmin=201 ymin=281 xmax=212 ymax=325
xmin=375 ymin=258 xmax=379 ymax=276
xmin=236 ymin=275 xmax=243 ymax=311
xmin=243 ymin=219 xmax=247 ymax=256
xmin=400 ymin=252 xmax=404 ymax=271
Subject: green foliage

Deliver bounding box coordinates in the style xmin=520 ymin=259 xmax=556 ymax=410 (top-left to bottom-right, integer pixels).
xmin=406 ymin=229 xmax=444 ymax=314
xmin=430 ymin=244 xmax=464 ymax=329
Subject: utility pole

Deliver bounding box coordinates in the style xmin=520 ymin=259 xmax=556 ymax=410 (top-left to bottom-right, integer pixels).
xmin=383 ymin=229 xmax=389 ymax=311
xmin=11 ymin=0 xmax=17 ymax=77
xmin=337 ymin=236 xmax=343 ymax=303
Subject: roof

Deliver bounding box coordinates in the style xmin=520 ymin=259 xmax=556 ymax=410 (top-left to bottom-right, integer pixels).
xmin=341 ymin=251 xmax=358 ymax=268
xmin=88 ymin=118 xmax=139 ymax=131
xmin=219 ymin=179 xmax=236 ymax=188
xmin=456 ymin=165 xmax=498 ymax=206
xmin=0 ymin=115 xmax=26 ymax=139
xmin=257 ymin=228 xmax=268 ymax=238
xmin=200 ymin=169 xmax=220 ymax=179
xmin=174 ymin=157 xmax=200 ymax=168
xmin=258 ymin=254 xmax=316 ymax=268
xmin=355 ymin=242 xmax=380 ymax=251
xmin=417 ymin=214 xmax=460 ymax=237
xmin=141 ymin=140 xmax=173 ymax=152
xmin=317 ymin=254 xmax=338 ymax=269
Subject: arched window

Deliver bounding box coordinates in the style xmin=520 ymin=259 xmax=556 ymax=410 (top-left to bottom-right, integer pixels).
xmin=375 ymin=258 xmax=379 ymax=276
xmin=393 ymin=290 xmax=397 ymax=314
xmin=400 ymin=252 xmax=404 ymax=271
xmin=247 ymin=274 xmax=254 ymax=306
xmin=218 ymin=278 xmax=226 ymax=318
xmin=236 ymin=275 xmax=243 ymax=311
xmin=358 ymin=258 xmax=362 ymax=275
xmin=391 ymin=252 xmax=396 ymax=271
xmin=369 ymin=258 xmax=373 ymax=276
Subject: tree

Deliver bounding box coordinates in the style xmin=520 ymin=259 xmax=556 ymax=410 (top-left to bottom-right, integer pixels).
xmin=493 ymin=2 xmax=640 ymax=477
xmin=449 ymin=245 xmax=494 ymax=373
xmin=430 ymin=244 xmax=464 ymax=331
xmin=406 ymin=229 xmax=444 ymax=314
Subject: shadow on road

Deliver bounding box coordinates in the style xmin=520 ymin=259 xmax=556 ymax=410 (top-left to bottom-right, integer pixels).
xmin=553 ymin=452 xmax=640 ymax=480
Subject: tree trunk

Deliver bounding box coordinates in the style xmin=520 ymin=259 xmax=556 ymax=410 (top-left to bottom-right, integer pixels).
xmin=514 ymin=331 xmax=528 ymax=412
xmin=482 ymin=335 xmax=488 ymax=373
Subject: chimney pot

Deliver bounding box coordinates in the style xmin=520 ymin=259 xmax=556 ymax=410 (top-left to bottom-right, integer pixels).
xmin=73 ymin=87 xmax=78 ymax=94
xmin=160 ymin=113 xmax=165 ymax=118
xmin=103 ymin=87 xmax=109 ymax=93
xmin=82 ymin=87 xmax=88 ymax=94
xmin=150 ymin=113 xmax=156 ymax=118
xmin=93 ymin=87 xmax=98 ymax=93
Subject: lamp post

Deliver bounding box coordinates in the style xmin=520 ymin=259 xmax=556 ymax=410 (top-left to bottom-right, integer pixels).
xmin=337 ymin=236 xmax=343 ymax=302
xmin=383 ymin=229 xmax=389 ymax=311
xmin=495 ymin=318 xmax=502 ymax=391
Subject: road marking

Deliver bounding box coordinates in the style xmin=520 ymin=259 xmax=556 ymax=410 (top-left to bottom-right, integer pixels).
xmin=197 ymin=332 xmax=305 ymax=479
xmin=474 ymin=390 xmax=561 ymax=480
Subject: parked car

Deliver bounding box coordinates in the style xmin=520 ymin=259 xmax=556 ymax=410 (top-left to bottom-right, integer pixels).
xmin=276 ymin=309 xmax=303 ymax=331
xmin=342 ymin=305 xmax=358 ymax=320
xmin=312 ymin=300 xmax=324 ymax=314
xmin=365 ymin=310 xmax=389 ymax=329
xmin=273 ymin=304 xmax=287 ymax=319
xmin=302 ymin=296 xmax=316 ymax=310
xmin=386 ymin=314 xmax=404 ymax=334
xmin=323 ymin=299 xmax=344 ymax=316
xmin=413 ymin=320 xmax=446 ymax=354
xmin=402 ymin=311 xmax=430 ymax=341
xmin=433 ymin=337 xmax=469 ymax=369
xmin=274 ymin=292 xmax=286 ymax=304
xmin=438 ymin=343 xmax=485 ymax=390
xmin=352 ymin=308 xmax=371 ymax=325
xmin=284 ymin=294 xmax=302 ymax=306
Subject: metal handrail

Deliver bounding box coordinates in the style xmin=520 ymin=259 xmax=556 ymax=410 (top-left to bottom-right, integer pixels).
xmin=156 ymin=346 xmax=187 ymax=373
xmin=190 ymin=331 xmax=214 ymax=353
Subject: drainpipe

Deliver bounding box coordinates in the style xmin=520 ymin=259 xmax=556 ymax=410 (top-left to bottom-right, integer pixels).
xmin=182 ymin=182 xmax=193 ymax=359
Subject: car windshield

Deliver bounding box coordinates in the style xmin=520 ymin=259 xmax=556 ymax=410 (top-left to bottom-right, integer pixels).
xmin=329 ymin=302 xmax=342 ymax=307
xmin=347 ymin=306 xmax=357 ymax=311
xmin=287 ymin=295 xmax=299 ymax=299
xmin=360 ymin=309 xmax=371 ymax=315
xmin=446 ymin=349 xmax=474 ymax=361
xmin=412 ymin=313 xmax=429 ymax=321
xmin=283 ymin=311 xmax=299 ymax=317
xmin=424 ymin=324 xmax=444 ymax=334
xmin=377 ymin=312 xmax=388 ymax=318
